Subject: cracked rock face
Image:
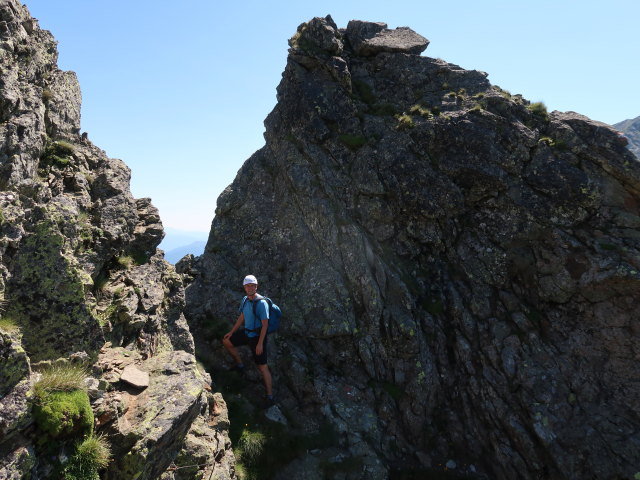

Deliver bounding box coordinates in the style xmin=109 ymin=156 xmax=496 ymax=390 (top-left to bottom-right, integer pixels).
xmin=0 ymin=2 xmax=236 ymax=478
xmin=185 ymin=16 xmax=640 ymax=480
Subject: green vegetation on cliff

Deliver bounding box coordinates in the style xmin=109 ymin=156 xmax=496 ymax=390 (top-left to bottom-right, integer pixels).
xmin=39 ymin=139 xmax=75 ymax=169
xmin=33 ymin=389 xmax=93 ymax=438
xmin=32 ymin=363 xmax=92 ymax=438
xmin=63 ymin=434 xmax=111 ymax=480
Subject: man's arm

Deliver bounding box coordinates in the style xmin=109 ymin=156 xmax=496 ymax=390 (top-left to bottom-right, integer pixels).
xmin=224 ymin=312 xmax=244 ymax=340
xmin=255 ymin=318 xmax=268 ymax=355
xmin=255 ymin=299 xmax=269 ymax=355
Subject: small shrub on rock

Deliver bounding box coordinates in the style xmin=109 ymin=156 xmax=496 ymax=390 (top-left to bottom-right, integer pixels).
xmin=369 ymin=102 xmax=397 ymax=116
xmin=42 ymin=88 xmax=53 ymax=102
xmin=352 ymin=79 xmax=376 ymax=105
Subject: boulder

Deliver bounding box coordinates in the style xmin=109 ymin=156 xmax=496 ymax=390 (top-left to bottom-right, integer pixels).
xmin=346 ymin=20 xmax=429 ymax=56
xmin=289 ymin=15 xmax=343 ymax=55
xmin=120 ymin=364 xmax=149 ymax=389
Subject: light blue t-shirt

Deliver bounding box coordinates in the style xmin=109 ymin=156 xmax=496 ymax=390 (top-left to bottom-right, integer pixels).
xmin=239 ymin=295 xmax=269 ymax=338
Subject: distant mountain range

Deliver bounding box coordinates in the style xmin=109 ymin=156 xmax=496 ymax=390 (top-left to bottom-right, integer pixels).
xmin=614 ymin=116 xmax=640 ymax=158
xmin=159 ymin=227 xmax=208 ymax=263
xmin=164 ymin=241 xmax=206 ymax=264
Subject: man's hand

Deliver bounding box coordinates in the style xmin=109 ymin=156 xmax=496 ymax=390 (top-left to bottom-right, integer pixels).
xmin=255 ymin=342 xmax=263 ymax=355
xmin=224 ymin=331 xmax=233 ymax=341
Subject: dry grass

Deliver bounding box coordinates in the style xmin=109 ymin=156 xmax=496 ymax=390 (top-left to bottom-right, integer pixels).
xmin=33 ymin=363 xmax=88 ymax=398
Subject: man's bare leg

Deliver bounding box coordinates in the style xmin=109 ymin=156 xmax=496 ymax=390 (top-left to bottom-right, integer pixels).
xmin=256 ymin=364 xmax=272 ymax=396
xmin=222 ymin=337 xmax=243 ymax=366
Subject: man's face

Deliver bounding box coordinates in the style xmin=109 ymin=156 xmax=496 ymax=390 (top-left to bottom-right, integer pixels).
xmin=244 ymin=283 xmax=258 ymax=295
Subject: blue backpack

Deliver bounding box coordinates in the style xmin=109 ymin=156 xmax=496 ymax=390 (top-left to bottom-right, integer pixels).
xmin=242 ymin=295 xmax=282 ymax=334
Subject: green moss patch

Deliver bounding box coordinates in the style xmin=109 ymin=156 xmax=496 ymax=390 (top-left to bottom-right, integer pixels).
xmin=33 ymin=389 xmax=93 ymax=438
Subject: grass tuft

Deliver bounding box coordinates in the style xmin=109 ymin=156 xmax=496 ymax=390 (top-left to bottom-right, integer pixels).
xmin=63 ymin=434 xmax=111 ymax=479
xmin=237 ymin=429 xmax=266 ymax=464
xmin=0 ymin=315 xmax=20 ymax=333
xmin=527 ymin=101 xmax=549 ymax=121
xmin=396 ymin=114 xmax=415 ymax=130
xmin=75 ymin=434 xmax=111 ymax=468
xmin=33 ymin=363 xmax=88 ymax=397
xmin=116 ymin=255 xmax=134 ymax=269
xmin=234 ymin=462 xmax=250 ymax=480
xmin=409 ymin=104 xmax=432 ymax=118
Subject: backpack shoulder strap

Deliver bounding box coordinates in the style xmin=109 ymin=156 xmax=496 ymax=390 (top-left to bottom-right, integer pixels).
xmin=251 ymin=295 xmax=267 ymax=317
xmin=240 ymin=296 xmax=248 ymax=312
xmin=250 ymin=295 xmax=267 ymax=331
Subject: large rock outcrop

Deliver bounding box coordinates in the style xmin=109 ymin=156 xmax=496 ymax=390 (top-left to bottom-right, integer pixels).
xmin=184 ymin=16 xmax=640 ymax=480
xmin=0 ymin=1 xmax=235 ymax=478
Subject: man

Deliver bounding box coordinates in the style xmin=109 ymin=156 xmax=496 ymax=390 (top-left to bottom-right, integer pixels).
xmin=222 ymin=274 xmax=274 ymax=407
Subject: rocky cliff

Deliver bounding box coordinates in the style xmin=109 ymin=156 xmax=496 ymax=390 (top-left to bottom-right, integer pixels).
xmin=0 ymin=1 xmax=235 ymax=478
xmin=615 ymin=115 xmax=640 ymax=158
xmin=183 ymin=16 xmax=640 ymax=480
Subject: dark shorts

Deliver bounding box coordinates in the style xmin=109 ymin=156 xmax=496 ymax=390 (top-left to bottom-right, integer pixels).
xmin=229 ymin=329 xmax=268 ymax=365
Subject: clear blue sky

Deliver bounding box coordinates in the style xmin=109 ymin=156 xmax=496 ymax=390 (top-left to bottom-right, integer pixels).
xmin=24 ymin=0 xmax=640 ymax=232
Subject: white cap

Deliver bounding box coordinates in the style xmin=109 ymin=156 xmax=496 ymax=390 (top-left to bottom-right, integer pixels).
xmin=243 ymin=275 xmax=258 ymax=285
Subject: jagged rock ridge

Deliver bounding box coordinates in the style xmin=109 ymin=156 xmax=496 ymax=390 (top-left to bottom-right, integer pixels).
xmin=0 ymin=2 xmax=235 ymax=478
xmin=615 ymin=115 xmax=640 ymax=158
xmin=184 ymin=16 xmax=640 ymax=480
